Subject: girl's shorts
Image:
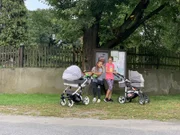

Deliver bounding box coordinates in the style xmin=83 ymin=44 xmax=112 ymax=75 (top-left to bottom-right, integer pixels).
xmin=106 ymin=79 xmax=114 ymax=91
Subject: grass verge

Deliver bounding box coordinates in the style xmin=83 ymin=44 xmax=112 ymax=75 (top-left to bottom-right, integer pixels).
xmin=0 ymin=94 xmax=179 ymax=121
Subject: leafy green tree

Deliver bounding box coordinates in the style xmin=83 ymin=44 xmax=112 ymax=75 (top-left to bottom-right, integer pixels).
xmin=128 ymin=0 xmax=180 ymax=53
xmin=27 ymin=8 xmax=82 ymax=47
xmin=27 ymin=9 xmax=60 ymax=46
xmin=44 ymin=0 xmax=179 ymax=67
xmin=0 ymin=0 xmax=28 ymax=46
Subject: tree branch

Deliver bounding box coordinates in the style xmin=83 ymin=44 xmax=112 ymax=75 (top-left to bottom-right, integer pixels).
xmin=140 ymin=2 xmax=168 ymax=24
xmin=124 ymin=13 xmax=128 ymax=22
xmin=111 ymin=0 xmax=150 ymax=37
xmin=103 ymin=1 xmax=168 ymax=49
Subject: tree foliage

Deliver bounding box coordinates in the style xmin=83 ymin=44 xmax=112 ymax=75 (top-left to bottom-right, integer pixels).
xmin=0 ymin=0 xmax=28 ymax=46
xmin=44 ymin=0 xmax=180 ymax=51
xmin=27 ymin=9 xmax=61 ymax=46
xmin=27 ymin=8 xmax=80 ymax=46
xmin=121 ymin=1 xmax=180 ymax=53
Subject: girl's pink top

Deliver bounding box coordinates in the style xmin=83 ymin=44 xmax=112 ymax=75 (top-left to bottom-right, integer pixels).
xmin=105 ymin=63 xmax=114 ymax=80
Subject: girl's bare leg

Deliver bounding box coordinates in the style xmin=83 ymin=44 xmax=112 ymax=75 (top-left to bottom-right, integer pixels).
xmin=108 ymin=91 xmax=112 ymax=99
xmin=105 ymin=90 xmax=110 ymax=99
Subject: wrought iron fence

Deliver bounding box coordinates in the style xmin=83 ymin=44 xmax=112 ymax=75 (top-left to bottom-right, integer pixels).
xmin=0 ymin=45 xmax=82 ymax=68
xmin=127 ymin=47 xmax=180 ymax=70
xmin=0 ymin=46 xmax=19 ymax=68
xmin=0 ymin=45 xmax=180 ymax=70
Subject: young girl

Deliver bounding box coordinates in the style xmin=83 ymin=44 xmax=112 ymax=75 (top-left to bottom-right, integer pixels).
xmin=91 ymin=61 xmax=103 ymax=103
xmin=104 ymin=56 xmax=116 ymax=102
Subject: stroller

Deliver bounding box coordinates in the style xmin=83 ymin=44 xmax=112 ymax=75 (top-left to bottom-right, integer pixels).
xmin=60 ymin=65 xmax=91 ymax=107
xmin=115 ymin=70 xmax=150 ymax=105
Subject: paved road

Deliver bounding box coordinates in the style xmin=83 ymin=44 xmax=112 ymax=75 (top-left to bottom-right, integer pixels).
xmin=0 ymin=114 xmax=180 ymax=135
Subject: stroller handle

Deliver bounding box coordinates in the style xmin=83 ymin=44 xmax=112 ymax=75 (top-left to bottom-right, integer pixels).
xmin=113 ymin=73 xmax=125 ymax=79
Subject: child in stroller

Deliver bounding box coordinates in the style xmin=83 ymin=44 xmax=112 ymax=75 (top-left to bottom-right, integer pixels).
xmin=115 ymin=71 xmax=150 ymax=105
xmin=60 ymin=65 xmax=92 ymax=107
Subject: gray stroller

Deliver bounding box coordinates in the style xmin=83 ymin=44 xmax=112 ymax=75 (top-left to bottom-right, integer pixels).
xmin=60 ymin=65 xmax=91 ymax=107
xmin=115 ymin=70 xmax=150 ymax=105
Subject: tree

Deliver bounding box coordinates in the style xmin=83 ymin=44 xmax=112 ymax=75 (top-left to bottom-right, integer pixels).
xmin=0 ymin=0 xmax=28 ymax=47
xmin=119 ymin=0 xmax=180 ymax=54
xmin=27 ymin=9 xmax=61 ymax=46
xmin=44 ymin=0 xmax=179 ymax=68
xmin=130 ymin=0 xmax=180 ymax=53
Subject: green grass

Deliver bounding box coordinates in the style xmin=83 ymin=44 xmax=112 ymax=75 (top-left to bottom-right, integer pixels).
xmin=0 ymin=94 xmax=59 ymax=105
xmin=0 ymin=94 xmax=179 ymax=121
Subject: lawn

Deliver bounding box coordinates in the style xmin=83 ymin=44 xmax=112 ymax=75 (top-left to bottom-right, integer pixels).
xmin=0 ymin=94 xmax=179 ymax=121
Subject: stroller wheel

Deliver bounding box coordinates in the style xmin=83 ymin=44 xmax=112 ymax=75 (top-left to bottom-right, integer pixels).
xmin=68 ymin=99 xmax=74 ymax=107
xmin=60 ymin=98 xmax=67 ymax=106
xmin=83 ymin=96 xmax=90 ymax=105
xmin=118 ymin=96 xmax=126 ymax=104
xmin=126 ymin=98 xmax=132 ymax=103
xmin=139 ymin=94 xmax=145 ymax=105
xmin=143 ymin=93 xmax=150 ymax=104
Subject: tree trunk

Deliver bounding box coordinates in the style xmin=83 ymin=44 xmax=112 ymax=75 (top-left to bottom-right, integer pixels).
xmin=83 ymin=23 xmax=99 ymax=70
xmin=82 ymin=1 xmax=167 ymax=69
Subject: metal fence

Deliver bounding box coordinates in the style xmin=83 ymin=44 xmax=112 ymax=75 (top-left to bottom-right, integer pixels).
xmin=0 ymin=45 xmax=180 ymax=70
xmin=0 ymin=45 xmax=82 ymax=68
xmin=0 ymin=46 xmax=20 ymax=68
xmin=127 ymin=47 xmax=180 ymax=70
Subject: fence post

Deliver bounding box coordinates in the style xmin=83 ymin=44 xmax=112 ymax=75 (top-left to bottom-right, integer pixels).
xmin=19 ymin=44 xmax=24 ymax=67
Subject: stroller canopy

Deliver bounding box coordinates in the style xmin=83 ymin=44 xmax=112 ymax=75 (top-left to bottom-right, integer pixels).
xmin=129 ymin=70 xmax=144 ymax=83
xmin=62 ymin=65 xmax=83 ymax=81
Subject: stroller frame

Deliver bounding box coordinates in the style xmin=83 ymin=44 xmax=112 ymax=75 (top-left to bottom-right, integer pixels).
xmin=115 ymin=73 xmax=150 ymax=105
xmin=60 ymin=76 xmax=91 ymax=107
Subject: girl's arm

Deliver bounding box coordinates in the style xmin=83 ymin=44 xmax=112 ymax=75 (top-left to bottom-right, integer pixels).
xmin=106 ymin=65 xmax=113 ymax=73
xmin=106 ymin=67 xmax=111 ymax=73
xmin=113 ymin=65 xmax=117 ymax=74
xmin=106 ymin=64 xmax=116 ymax=74
xmin=92 ymin=71 xmax=102 ymax=76
xmin=92 ymin=67 xmax=103 ymax=76
xmin=94 ymin=72 xmax=102 ymax=76
xmin=113 ymin=70 xmax=117 ymax=74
